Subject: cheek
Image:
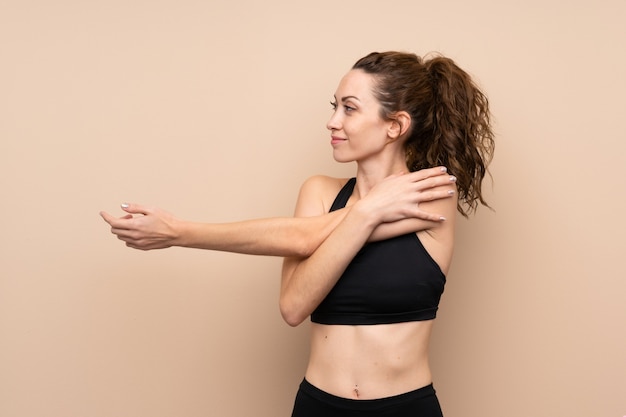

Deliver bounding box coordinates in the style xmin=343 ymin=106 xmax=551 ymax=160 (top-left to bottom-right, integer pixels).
xmin=345 ymin=118 xmax=386 ymax=143
xmin=364 ymin=121 xmax=389 ymax=141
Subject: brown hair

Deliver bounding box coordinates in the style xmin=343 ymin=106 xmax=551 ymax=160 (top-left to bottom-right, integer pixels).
xmin=352 ymin=51 xmax=495 ymax=216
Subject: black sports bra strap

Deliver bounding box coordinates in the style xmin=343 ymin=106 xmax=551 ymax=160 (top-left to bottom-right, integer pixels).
xmin=329 ymin=178 xmax=356 ymax=212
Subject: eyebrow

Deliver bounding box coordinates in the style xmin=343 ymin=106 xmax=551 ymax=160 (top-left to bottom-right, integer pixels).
xmin=334 ymin=95 xmax=361 ymax=102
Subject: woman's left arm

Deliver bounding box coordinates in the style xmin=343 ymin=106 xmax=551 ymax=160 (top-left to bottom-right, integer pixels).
xmin=279 ymin=180 xmax=383 ymax=326
xmin=279 ymin=175 xmax=457 ymax=326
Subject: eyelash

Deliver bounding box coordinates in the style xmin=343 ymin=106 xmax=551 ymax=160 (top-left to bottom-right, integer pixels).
xmin=330 ymin=101 xmax=355 ymax=113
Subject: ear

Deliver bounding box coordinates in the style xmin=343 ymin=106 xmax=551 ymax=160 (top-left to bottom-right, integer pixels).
xmin=387 ymin=111 xmax=411 ymax=140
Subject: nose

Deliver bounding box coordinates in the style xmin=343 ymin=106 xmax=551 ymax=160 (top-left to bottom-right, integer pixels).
xmin=326 ymin=111 xmax=341 ymax=131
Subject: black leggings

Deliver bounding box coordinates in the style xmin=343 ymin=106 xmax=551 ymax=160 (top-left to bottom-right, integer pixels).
xmin=290 ymin=379 xmax=444 ymax=417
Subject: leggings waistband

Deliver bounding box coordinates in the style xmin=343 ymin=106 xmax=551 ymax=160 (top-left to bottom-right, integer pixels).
xmin=298 ymin=378 xmax=437 ymax=412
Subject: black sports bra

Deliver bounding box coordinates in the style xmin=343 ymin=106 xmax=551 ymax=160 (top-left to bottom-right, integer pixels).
xmin=310 ymin=178 xmax=446 ymax=325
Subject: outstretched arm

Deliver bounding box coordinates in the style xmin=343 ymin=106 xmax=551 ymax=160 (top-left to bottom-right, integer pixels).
xmin=100 ymin=205 xmax=347 ymax=257
xmin=100 ymin=167 xmax=455 ymax=258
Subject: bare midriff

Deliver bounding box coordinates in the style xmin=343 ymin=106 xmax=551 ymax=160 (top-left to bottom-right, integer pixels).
xmin=304 ymin=320 xmax=435 ymax=400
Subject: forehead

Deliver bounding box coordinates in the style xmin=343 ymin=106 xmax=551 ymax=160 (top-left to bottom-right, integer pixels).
xmin=334 ymin=69 xmax=377 ymax=101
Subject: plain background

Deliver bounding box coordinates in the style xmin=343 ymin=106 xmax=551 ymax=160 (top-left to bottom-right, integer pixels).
xmin=1 ymin=1 xmax=625 ymax=416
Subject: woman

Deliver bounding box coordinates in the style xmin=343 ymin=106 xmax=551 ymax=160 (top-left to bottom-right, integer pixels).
xmin=102 ymin=51 xmax=494 ymax=416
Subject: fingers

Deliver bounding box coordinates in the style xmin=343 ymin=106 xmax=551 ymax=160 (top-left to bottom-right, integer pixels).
xmin=404 ymin=166 xmax=448 ymax=181
xmin=110 ymin=225 xmax=150 ymax=249
xmin=100 ymin=202 xmax=150 ymax=228
xmin=100 ymin=210 xmax=139 ymax=249
xmin=99 ymin=210 xmax=134 ymax=229
xmin=99 ymin=211 xmax=123 ymax=227
xmin=408 ymin=171 xmax=457 ymax=192
xmin=390 ymin=167 xmax=455 ymax=190
xmin=120 ymin=202 xmax=151 ymax=216
xmin=414 ymin=209 xmax=446 ymax=222
xmin=99 ymin=211 xmax=114 ymax=225
xmin=125 ymin=240 xmax=148 ymax=250
xmin=415 ymin=186 xmax=456 ymax=203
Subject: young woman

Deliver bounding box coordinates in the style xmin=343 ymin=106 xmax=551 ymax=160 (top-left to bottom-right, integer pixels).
xmin=101 ymin=51 xmax=494 ymax=416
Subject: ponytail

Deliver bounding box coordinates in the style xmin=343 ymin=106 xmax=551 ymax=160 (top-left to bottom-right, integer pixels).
xmin=353 ymin=51 xmax=495 ymax=216
xmin=423 ymin=56 xmax=495 ymax=216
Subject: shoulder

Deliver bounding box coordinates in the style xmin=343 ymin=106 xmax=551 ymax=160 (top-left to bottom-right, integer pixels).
xmin=299 ymin=175 xmax=348 ymax=195
xmin=294 ymin=175 xmax=351 ymax=217
xmin=416 ymin=183 xmax=458 ymax=274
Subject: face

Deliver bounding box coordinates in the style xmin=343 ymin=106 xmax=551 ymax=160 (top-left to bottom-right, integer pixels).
xmin=327 ymin=69 xmax=394 ymax=164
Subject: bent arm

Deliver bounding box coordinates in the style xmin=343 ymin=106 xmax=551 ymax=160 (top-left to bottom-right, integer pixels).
xmin=280 ymin=200 xmax=379 ymax=326
xmin=279 ymin=171 xmax=457 ymax=326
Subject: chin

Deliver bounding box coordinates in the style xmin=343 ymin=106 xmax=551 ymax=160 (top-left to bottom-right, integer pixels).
xmin=332 ymin=151 xmax=354 ymax=164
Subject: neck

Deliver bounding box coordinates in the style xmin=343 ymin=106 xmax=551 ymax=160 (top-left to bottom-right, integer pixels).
xmin=353 ymin=150 xmax=408 ymax=198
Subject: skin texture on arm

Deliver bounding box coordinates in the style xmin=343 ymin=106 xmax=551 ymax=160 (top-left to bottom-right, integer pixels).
xmin=100 ymin=167 xmax=455 ymax=258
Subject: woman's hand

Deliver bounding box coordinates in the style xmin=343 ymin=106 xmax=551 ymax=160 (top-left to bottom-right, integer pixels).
xmin=356 ymin=167 xmax=456 ymax=224
xmin=100 ymin=204 xmax=181 ymax=250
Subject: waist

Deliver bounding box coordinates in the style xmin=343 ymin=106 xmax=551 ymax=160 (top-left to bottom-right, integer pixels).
xmin=298 ymin=378 xmax=437 ymax=408
xmin=305 ymin=321 xmax=434 ymax=399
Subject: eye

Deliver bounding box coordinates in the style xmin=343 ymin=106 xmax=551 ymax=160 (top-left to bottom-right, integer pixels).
xmin=344 ymin=105 xmax=355 ymax=113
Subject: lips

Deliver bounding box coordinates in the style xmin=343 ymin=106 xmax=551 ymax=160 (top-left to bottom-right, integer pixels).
xmin=331 ymin=136 xmax=347 ymax=145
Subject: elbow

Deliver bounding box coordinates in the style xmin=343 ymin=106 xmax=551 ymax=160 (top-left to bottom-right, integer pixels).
xmin=279 ymin=297 xmax=308 ymax=327
xmin=282 ymin=314 xmax=304 ymax=328
xmin=292 ymin=234 xmax=316 ymax=258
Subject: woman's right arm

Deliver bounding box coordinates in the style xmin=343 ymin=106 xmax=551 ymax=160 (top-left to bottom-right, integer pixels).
xmin=100 ymin=167 xmax=454 ymax=257
xmin=100 ymin=204 xmax=347 ymax=257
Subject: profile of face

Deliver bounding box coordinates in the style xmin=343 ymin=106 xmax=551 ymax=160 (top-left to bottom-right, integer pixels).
xmin=327 ymin=69 xmax=398 ymax=164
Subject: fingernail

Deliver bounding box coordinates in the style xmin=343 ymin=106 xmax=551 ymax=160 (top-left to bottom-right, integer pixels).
xmin=440 ymin=167 xmax=447 ymax=172
xmin=439 ymin=216 xmax=447 ymax=221
xmin=447 ymin=190 xmax=455 ymax=195
xmin=121 ymin=203 xmax=129 ymax=209
xmin=450 ymin=176 xmax=457 ymax=182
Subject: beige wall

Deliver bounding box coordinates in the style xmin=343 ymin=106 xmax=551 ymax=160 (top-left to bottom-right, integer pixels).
xmin=1 ymin=1 xmax=624 ymax=416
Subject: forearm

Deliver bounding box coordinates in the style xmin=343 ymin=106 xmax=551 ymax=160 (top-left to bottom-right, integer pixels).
xmin=369 ymin=218 xmax=439 ymax=242
xmin=280 ymin=203 xmax=378 ymax=326
xmin=176 ymin=210 xmax=348 ymax=257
